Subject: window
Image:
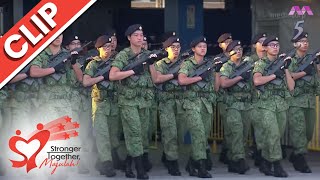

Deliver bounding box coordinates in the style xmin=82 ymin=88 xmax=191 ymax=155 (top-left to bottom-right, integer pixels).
xmin=131 ymin=0 xmax=225 ymax=9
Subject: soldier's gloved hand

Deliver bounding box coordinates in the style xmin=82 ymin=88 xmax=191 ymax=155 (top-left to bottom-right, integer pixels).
xmin=274 ymin=69 xmax=284 ymax=78
xmin=241 ymin=70 xmax=251 ymax=81
xmin=24 ymin=68 xmax=30 ymax=77
xmin=303 ymin=65 xmax=313 ymax=75
xmin=283 ymin=57 xmax=292 ymax=69
xmin=132 ymin=64 xmax=144 ymax=75
xmin=70 ymin=51 xmax=79 ymax=65
xmin=54 ymin=62 xmax=65 ymax=74
xmin=102 ymin=72 xmax=109 ymax=80
xmin=215 ymin=62 xmax=223 ymax=72
xmin=148 ymin=53 xmax=158 ymax=65
xmin=200 ymin=69 xmax=212 ymax=80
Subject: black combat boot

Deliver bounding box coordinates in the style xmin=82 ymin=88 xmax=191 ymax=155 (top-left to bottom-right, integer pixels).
xmin=99 ymin=161 xmax=116 ymax=177
xmin=219 ymin=147 xmax=229 ymax=164
xmin=133 ymin=156 xmax=149 ymax=179
xmin=254 ymin=150 xmax=262 ymax=167
xmin=205 ymin=149 xmax=213 ymax=171
xmin=161 ymin=152 xmax=168 ymax=168
xmin=167 ymin=160 xmax=181 ymax=176
xmin=197 ymin=159 xmax=212 ymax=178
xmin=259 ymin=158 xmax=273 ymax=176
xmin=185 ymin=158 xmax=197 ymax=177
xmin=228 ymin=159 xmax=249 ymax=174
xmin=142 ymin=153 xmax=152 ymax=172
xmin=273 ymin=161 xmax=288 ymax=177
xmin=289 ymin=153 xmax=312 ymax=173
xmin=111 ymin=148 xmax=125 ymax=170
xmin=125 ymin=156 xmax=136 ymax=178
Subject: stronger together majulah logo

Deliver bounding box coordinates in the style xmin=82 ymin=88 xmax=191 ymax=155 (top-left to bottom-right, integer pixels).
xmin=8 ymin=116 xmax=81 ymax=174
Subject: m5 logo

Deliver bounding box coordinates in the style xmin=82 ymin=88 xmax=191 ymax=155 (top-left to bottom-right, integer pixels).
xmin=289 ymin=6 xmax=313 ymax=16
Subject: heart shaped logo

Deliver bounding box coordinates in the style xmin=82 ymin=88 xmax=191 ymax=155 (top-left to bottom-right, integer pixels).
xmin=15 ymin=140 xmax=40 ymax=161
xmin=9 ymin=124 xmax=50 ymax=173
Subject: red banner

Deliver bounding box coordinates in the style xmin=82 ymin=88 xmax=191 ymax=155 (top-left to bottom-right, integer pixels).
xmin=0 ymin=0 xmax=97 ymax=89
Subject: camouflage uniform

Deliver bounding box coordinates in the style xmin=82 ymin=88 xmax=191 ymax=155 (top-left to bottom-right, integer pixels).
xmin=253 ymin=57 xmax=290 ymax=162
xmin=287 ymin=54 xmax=320 ymax=155
xmin=112 ymin=47 xmax=153 ymax=157
xmin=85 ymin=56 xmax=120 ymax=162
xmin=220 ymin=59 xmax=255 ymax=161
xmin=155 ymin=57 xmax=185 ymax=160
xmin=8 ymin=67 xmax=40 ymax=133
xmin=30 ymin=47 xmax=73 ymax=124
xmin=178 ymin=56 xmax=216 ymax=160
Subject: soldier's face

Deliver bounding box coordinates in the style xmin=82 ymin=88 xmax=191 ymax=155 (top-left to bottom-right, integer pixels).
xmin=52 ymin=34 xmax=63 ymax=46
xmin=231 ymin=45 xmax=243 ymax=59
xmin=67 ymin=40 xmax=81 ymax=51
xmin=167 ymin=42 xmax=181 ymax=59
xmin=128 ymin=30 xmax=143 ymax=47
xmin=297 ymin=38 xmax=309 ymax=52
xmin=111 ymin=36 xmax=117 ymax=50
xmin=193 ymin=42 xmax=207 ymax=56
xmin=266 ymin=41 xmax=280 ymax=56
xmin=99 ymin=42 xmax=112 ymax=58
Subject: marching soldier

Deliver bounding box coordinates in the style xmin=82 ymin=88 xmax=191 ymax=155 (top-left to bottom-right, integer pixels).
xmin=251 ymin=33 xmax=267 ymax=62
xmin=216 ymin=33 xmax=233 ymax=164
xmin=83 ymin=35 xmax=122 ymax=177
xmin=30 ymin=34 xmax=83 ymax=121
xmin=109 ymin=24 xmax=156 ymax=179
xmin=178 ymin=36 xmax=219 ymax=178
xmin=151 ymin=33 xmax=182 ymax=176
xmin=219 ymin=40 xmax=253 ymax=174
xmin=287 ymin=32 xmax=320 ymax=173
xmin=252 ymin=36 xmax=295 ymax=177
xmin=249 ymin=32 xmax=267 ymax=166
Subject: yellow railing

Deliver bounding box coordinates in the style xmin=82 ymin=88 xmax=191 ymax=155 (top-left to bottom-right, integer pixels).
xmin=308 ymin=96 xmax=320 ymax=151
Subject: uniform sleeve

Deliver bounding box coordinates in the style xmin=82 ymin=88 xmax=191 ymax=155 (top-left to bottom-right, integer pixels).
xmin=84 ymin=61 xmax=96 ymax=77
xmin=111 ymin=51 xmax=128 ymax=70
xmin=253 ymin=60 xmax=265 ymax=74
xmin=30 ymin=51 xmax=45 ymax=68
xmin=220 ymin=63 xmax=231 ymax=78
xmin=178 ymin=61 xmax=192 ymax=76
xmin=154 ymin=60 xmax=165 ymax=74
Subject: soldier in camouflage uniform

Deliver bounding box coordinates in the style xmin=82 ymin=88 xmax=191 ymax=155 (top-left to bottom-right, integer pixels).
xmin=248 ymin=33 xmax=267 ymax=166
xmin=151 ymin=34 xmax=182 ymax=176
xmin=287 ymin=32 xmax=320 ymax=173
xmin=216 ymin=33 xmax=232 ymax=165
xmin=178 ymin=36 xmax=220 ymax=178
xmin=83 ymin=35 xmax=120 ymax=177
xmin=252 ymin=36 xmax=295 ymax=177
xmin=30 ymin=34 xmax=83 ymax=121
xmin=109 ymin=24 xmax=156 ymax=179
xmin=64 ymin=35 xmax=93 ymax=174
xmin=142 ymin=35 xmax=158 ymax=149
xmin=220 ymin=40 xmax=253 ymax=174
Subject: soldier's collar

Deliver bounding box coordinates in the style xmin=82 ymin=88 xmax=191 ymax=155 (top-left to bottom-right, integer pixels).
xmin=164 ymin=57 xmax=171 ymax=64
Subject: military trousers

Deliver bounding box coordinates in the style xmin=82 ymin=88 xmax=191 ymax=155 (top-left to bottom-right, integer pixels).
xmin=288 ymin=106 xmax=315 ymax=155
xmin=257 ymin=109 xmax=287 ymax=162
xmin=224 ymin=107 xmax=253 ymax=161
xmin=159 ymin=99 xmax=183 ymax=161
xmin=120 ymin=105 xmax=150 ymax=157
xmin=182 ymin=98 xmax=211 ymax=160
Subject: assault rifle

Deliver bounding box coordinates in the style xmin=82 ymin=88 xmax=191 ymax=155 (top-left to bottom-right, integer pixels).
xmin=256 ymin=47 xmax=297 ymax=92
xmin=123 ymin=49 xmax=168 ymax=81
xmin=48 ymin=41 xmax=92 ymax=80
xmin=229 ymin=58 xmax=254 ymax=88
xmin=295 ymin=48 xmax=320 ymax=82
xmin=155 ymin=49 xmax=193 ymax=90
